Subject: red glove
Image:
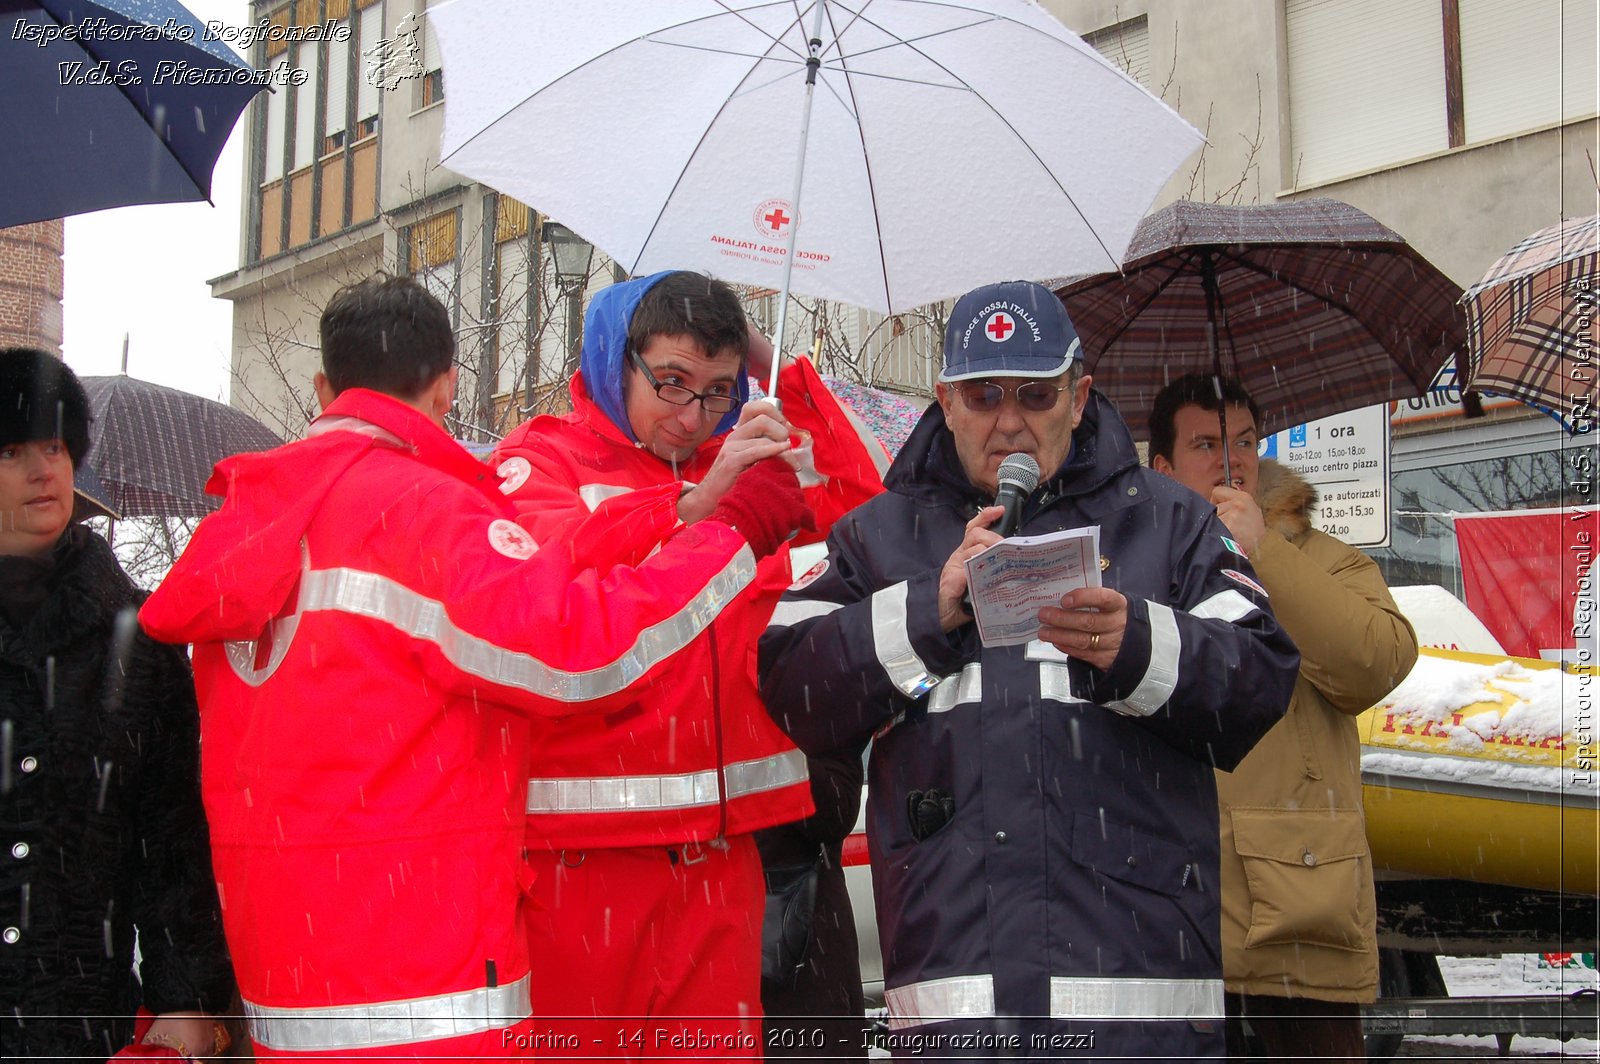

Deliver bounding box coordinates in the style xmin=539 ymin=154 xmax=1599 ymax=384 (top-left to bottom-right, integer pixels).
xmin=709 ymin=456 xmax=815 ymax=558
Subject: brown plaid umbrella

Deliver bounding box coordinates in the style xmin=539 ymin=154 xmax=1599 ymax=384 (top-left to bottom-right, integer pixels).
xmin=1053 ymin=198 xmax=1465 ymax=445
xmin=81 ymin=375 xmax=282 ymax=519
xmin=1463 ymin=215 xmax=1598 ymax=434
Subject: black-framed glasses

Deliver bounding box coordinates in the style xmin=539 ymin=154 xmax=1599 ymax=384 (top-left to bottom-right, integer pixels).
xmin=954 ymin=379 xmax=1070 ymax=413
xmin=629 ymin=347 xmax=743 ymax=415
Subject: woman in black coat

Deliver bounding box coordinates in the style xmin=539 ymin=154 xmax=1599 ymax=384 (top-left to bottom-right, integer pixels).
xmin=0 ymin=349 xmax=235 ymax=1061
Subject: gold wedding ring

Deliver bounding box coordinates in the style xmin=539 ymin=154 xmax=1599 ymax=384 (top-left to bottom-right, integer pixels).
xmin=1089 ymin=632 xmax=1100 ymax=650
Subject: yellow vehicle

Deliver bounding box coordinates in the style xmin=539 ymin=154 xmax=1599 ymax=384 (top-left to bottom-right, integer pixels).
xmin=1356 ymin=604 xmax=1597 ymax=1057
xmin=1361 ymin=647 xmax=1596 ymax=897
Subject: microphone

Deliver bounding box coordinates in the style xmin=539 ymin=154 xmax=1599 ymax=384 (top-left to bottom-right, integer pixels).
xmin=992 ymin=453 xmax=1041 ymax=537
xmin=958 ymin=453 xmax=1040 ymax=618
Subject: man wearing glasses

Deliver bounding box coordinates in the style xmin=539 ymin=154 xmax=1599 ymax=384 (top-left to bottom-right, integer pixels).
xmin=491 ymin=270 xmax=886 ymax=1057
xmin=759 ymin=280 xmax=1299 ymax=1060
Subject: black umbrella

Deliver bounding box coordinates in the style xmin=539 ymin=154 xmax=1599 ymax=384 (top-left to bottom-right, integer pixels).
xmin=71 ymin=458 xmax=120 ymax=521
xmin=1054 ymin=198 xmax=1468 ymax=471
xmin=0 ymin=0 xmax=266 ymax=227
xmin=81 ymin=375 xmax=282 ymax=518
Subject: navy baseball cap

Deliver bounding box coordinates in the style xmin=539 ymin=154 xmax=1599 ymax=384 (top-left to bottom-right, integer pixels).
xmin=939 ymin=280 xmax=1083 ymax=382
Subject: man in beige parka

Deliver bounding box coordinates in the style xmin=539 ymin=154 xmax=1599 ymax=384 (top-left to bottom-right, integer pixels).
xmin=1149 ymin=375 xmax=1419 ymax=1062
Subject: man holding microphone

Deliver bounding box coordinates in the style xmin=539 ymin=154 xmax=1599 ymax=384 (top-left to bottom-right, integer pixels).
xmin=758 ymin=280 xmax=1299 ymax=1060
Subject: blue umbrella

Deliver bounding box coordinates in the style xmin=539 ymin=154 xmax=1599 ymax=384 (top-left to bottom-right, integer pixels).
xmin=0 ymin=0 xmax=267 ymax=227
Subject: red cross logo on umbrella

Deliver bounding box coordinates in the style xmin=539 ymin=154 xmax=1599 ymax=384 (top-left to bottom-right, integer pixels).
xmin=985 ymin=312 xmax=1016 ymax=342
xmin=753 ymin=198 xmax=798 ymax=239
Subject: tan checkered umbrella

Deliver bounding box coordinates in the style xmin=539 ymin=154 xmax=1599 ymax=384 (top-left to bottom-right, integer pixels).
xmin=1463 ymin=215 xmax=1599 ymax=434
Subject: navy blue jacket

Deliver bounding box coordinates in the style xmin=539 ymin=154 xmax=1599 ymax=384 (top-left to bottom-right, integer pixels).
xmin=758 ymin=391 xmax=1297 ymax=1060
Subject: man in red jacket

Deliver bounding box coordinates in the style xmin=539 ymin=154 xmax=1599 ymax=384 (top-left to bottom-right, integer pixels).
xmin=492 ymin=271 xmax=886 ymax=1057
xmin=141 ymin=275 xmax=809 ymax=1060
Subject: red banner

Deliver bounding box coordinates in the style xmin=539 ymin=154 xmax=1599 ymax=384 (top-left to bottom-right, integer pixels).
xmin=1454 ymin=507 xmax=1597 ymax=660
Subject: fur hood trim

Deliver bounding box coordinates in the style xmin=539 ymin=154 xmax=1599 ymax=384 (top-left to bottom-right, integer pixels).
xmin=1255 ymin=459 xmax=1317 ymax=539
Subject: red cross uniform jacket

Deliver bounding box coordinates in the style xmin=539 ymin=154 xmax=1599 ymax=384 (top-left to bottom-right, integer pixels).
xmin=139 ymin=390 xmax=762 ymax=1059
xmin=491 ymin=355 xmax=888 ymax=850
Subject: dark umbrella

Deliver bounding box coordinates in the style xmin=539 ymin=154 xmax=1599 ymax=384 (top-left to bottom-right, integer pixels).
xmin=1462 ymin=214 xmax=1598 ymax=434
xmin=81 ymin=375 xmax=282 ymax=518
xmin=71 ymin=458 xmax=121 ymax=521
xmin=0 ymin=0 xmax=266 ymax=228
xmin=1054 ymin=198 xmax=1467 ymax=467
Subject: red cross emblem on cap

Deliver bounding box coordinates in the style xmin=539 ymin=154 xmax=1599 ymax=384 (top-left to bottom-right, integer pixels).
xmin=985 ymin=312 xmax=1016 ymax=342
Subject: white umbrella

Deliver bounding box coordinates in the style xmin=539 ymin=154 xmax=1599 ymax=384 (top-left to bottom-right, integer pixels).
xmin=433 ymin=0 xmax=1203 ymax=393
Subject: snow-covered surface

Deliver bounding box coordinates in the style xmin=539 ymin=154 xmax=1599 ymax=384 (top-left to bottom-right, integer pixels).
xmin=1441 ymin=952 xmax=1598 ymax=999
xmin=1400 ymin=954 xmax=1600 ymax=1058
xmin=1365 ymin=654 xmax=1598 ymax=797
xmin=1373 ymin=653 xmax=1593 ymax=765
xmin=1392 ymin=585 xmax=1509 ymax=655
xmin=1362 ymin=750 xmax=1597 ymax=798
xmin=1381 ymin=656 xmax=1571 ymax=743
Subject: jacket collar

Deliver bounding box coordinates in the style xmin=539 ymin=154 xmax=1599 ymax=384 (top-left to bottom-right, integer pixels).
xmin=567 ymin=371 xmax=640 ymax=451
xmin=313 ymin=388 xmax=495 ymax=493
xmin=1256 ymin=458 xmax=1317 ymax=539
xmin=0 ymin=524 xmax=132 ymax=663
xmin=885 ymin=389 xmax=1140 ymax=510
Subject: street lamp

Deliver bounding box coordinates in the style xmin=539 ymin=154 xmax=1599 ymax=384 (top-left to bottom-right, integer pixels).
xmin=542 ymin=221 xmax=594 ymax=288
xmin=541 ymin=221 xmax=594 ymax=394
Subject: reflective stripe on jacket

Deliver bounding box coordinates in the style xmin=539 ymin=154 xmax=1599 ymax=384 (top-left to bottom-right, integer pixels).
xmin=141 ymin=390 xmax=757 ymax=1056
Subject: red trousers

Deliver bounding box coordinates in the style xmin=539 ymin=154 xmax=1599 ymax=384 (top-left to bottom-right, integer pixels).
xmin=521 ymin=835 xmax=765 ymax=1059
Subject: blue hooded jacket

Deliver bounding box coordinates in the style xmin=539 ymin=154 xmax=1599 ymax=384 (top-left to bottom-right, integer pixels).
xmin=578 ymin=272 xmax=750 ymax=442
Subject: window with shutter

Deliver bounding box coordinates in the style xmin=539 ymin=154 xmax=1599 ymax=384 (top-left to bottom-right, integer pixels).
xmin=1285 ymin=0 xmax=1596 ymax=189
xmin=421 ymin=1 xmax=444 ymax=106
xmin=408 ymin=211 xmax=461 ymax=320
xmin=263 ymin=59 xmax=288 ymax=181
xmin=1285 ymin=0 xmax=1447 ymax=187
xmin=356 ymin=3 xmax=383 ymax=138
xmin=1460 ymin=0 xmax=1598 ymax=146
xmin=292 ymin=39 xmax=319 ymax=170
xmin=324 ymin=18 xmax=349 ymax=153
xmin=1084 ymin=15 xmax=1150 ymax=89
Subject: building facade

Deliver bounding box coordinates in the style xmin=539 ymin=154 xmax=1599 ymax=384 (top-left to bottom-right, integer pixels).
xmin=0 ymin=221 xmax=65 ymax=356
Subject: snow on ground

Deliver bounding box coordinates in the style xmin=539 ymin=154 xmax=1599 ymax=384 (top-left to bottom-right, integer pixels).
xmin=1398 ymin=954 xmax=1597 ymax=1058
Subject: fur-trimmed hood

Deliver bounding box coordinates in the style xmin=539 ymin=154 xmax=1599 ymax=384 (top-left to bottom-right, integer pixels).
xmin=1255 ymin=458 xmax=1317 ymax=540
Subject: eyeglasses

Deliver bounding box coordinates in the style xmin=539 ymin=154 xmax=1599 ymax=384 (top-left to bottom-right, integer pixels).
xmin=629 ymin=347 xmax=742 ymax=415
xmin=953 ymin=379 xmax=1070 ymax=413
